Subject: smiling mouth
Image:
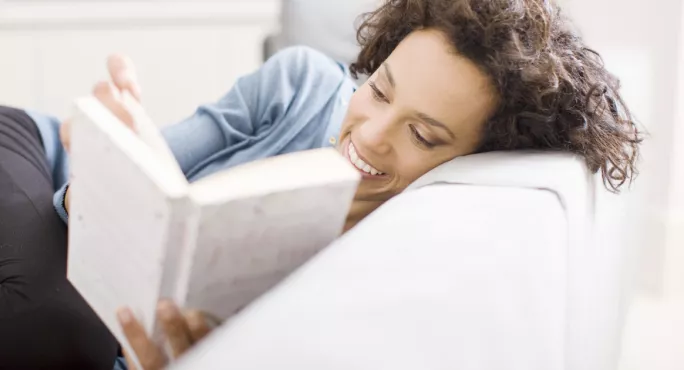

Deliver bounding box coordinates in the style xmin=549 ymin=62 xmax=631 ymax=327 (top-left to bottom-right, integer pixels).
xmin=348 ymin=142 xmax=385 ymax=176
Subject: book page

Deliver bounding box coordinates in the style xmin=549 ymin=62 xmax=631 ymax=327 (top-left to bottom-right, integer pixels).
xmin=66 ymin=97 xmax=192 ymax=367
xmin=119 ymin=91 xmax=185 ymax=183
xmin=189 ymin=148 xmax=358 ymax=204
xmin=182 ymin=148 xmax=360 ymax=319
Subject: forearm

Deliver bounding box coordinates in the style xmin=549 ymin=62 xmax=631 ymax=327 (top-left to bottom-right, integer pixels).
xmin=160 ymin=48 xmax=313 ymax=179
xmin=160 ymin=109 xmax=228 ymax=178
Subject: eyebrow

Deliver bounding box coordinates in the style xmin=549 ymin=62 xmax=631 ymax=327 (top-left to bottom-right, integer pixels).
xmin=417 ymin=113 xmax=456 ymax=140
xmin=382 ymin=62 xmax=396 ymax=88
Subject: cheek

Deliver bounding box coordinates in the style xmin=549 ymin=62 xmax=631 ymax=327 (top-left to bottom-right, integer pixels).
xmin=392 ymin=145 xmax=462 ymax=188
xmin=342 ymin=89 xmax=374 ymax=125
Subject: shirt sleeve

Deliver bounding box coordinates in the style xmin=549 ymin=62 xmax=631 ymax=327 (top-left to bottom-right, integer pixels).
xmin=161 ymin=46 xmax=345 ymax=179
xmin=25 ymin=110 xmax=71 ymax=224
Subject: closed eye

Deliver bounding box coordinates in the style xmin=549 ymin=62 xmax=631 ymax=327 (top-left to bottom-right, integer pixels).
xmin=368 ymin=81 xmax=389 ymax=103
xmin=409 ymin=124 xmax=435 ymax=149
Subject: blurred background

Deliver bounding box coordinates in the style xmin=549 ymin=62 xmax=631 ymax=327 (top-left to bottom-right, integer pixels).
xmin=0 ymin=0 xmax=681 ymax=368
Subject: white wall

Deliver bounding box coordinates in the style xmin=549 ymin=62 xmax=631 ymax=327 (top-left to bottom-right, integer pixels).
xmin=664 ymin=0 xmax=684 ymax=300
xmin=563 ymin=0 xmax=684 ymax=368
xmin=0 ymin=1 xmax=280 ymax=125
xmin=564 ymin=0 xmax=683 ymax=297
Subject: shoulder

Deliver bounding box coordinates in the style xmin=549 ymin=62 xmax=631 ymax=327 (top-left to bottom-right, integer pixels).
xmin=264 ymin=46 xmax=349 ymax=88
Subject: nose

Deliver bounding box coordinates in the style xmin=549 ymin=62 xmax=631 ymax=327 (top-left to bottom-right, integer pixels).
xmin=357 ymin=113 xmax=395 ymax=155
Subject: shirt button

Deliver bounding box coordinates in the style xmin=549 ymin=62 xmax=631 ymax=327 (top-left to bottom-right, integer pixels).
xmin=329 ymin=136 xmax=337 ymax=145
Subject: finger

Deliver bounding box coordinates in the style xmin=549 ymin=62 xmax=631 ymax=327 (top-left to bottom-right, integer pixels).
xmin=184 ymin=310 xmax=212 ymax=343
xmin=117 ymin=307 xmax=166 ymax=370
xmin=121 ymin=348 xmax=139 ymax=370
xmin=107 ymin=54 xmax=142 ymax=101
xmin=157 ymin=299 xmax=193 ymax=358
xmin=92 ymin=81 xmax=136 ymax=130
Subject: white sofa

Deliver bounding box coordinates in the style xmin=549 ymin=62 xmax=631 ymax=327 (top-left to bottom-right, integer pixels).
xmin=264 ymin=0 xmax=378 ymax=65
xmin=171 ymin=151 xmax=627 ymax=370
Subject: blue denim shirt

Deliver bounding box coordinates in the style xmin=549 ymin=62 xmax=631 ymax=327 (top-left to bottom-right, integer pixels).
xmin=28 ymin=46 xmax=357 ymax=224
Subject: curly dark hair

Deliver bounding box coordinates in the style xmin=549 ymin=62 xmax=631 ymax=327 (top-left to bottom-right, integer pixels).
xmin=350 ymin=0 xmax=642 ymax=192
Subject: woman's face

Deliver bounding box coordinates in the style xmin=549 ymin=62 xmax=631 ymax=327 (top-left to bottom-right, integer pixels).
xmin=338 ymin=29 xmax=498 ymax=202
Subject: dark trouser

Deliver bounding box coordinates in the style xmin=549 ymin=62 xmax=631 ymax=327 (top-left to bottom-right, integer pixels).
xmin=0 ymin=107 xmax=118 ymax=369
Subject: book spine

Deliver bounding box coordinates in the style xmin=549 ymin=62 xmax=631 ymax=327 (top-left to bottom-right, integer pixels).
xmin=152 ymin=196 xmax=199 ymax=348
xmin=169 ymin=200 xmax=201 ymax=307
xmin=158 ymin=196 xmax=199 ymax=303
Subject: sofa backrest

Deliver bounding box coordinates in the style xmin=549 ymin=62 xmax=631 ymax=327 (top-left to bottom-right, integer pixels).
xmin=265 ymin=0 xmax=378 ymax=65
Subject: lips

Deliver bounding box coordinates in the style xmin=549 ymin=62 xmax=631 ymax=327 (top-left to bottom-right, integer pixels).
xmin=348 ymin=142 xmax=384 ymax=176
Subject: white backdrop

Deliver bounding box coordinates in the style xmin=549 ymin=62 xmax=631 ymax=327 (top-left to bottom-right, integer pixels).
xmin=0 ymin=0 xmax=280 ymax=125
xmin=563 ymin=0 xmax=684 ymax=368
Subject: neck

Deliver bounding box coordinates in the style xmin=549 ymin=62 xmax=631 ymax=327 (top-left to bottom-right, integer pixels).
xmin=342 ymin=198 xmax=385 ymax=233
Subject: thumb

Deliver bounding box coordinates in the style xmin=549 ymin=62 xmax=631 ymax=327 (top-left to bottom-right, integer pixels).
xmin=107 ymin=54 xmax=142 ymax=101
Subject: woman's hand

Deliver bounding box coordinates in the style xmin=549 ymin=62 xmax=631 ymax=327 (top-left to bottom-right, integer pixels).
xmin=61 ymin=54 xmax=143 ymax=212
xmin=117 ymin=300 xmax=217 ymax=370
xmin=60 ymin=53 xmax=142 ymax=152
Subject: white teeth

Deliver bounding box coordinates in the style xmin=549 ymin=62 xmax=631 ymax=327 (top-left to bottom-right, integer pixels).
xmin=350 ymin=148 xmax=358 ymax=162
xmin=348 ymin=142 xmax=383 ymax=176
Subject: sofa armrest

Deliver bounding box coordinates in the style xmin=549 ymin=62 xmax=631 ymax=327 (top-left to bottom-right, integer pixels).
xmin=172 ymin=184 xmax=568 ymax=370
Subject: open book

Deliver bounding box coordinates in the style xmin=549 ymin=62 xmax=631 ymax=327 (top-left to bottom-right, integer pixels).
xmin=66 ymin=94 xmax=360 ymax=367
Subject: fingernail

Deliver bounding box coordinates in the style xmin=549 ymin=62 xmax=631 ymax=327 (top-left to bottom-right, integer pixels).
xmin=117 ymin=308 xmax=133 ymax=324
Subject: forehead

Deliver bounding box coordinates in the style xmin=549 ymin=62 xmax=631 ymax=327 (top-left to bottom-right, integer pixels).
xmin=384 ymin=29 xmax=497 ymax=133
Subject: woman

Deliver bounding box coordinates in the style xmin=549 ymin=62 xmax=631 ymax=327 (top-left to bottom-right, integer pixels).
xmin=0 ymin=0 xmax=641 ymax=369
